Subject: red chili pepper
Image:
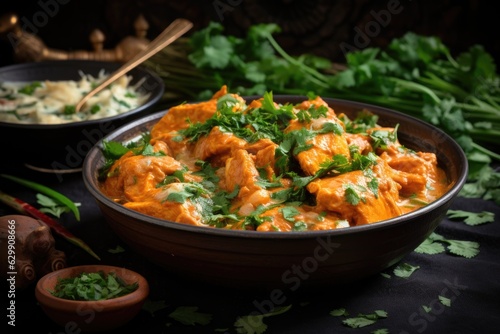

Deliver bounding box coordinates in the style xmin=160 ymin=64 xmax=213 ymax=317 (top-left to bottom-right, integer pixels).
xmin=0 ymin=190 xmax=100 ymax=260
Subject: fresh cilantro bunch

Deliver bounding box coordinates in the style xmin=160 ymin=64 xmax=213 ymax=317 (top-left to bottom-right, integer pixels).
xmin=182 ymin=22 xmax=331 ymax=99
xmin=330 ymin=32 xmax=500 ymax=166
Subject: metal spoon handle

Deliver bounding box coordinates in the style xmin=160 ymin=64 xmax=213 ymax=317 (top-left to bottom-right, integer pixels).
xmin=75 ymin=18 xmax=193 ymax=113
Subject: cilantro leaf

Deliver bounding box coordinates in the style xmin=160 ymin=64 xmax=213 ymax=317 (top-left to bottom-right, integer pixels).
xmin=422 ymin=305 xmax=432 ymax=313
xmin=393 ymin=262 xmax=420 ymax=278
xmin=188 ymin=22 xmax=234 ymax=69
xmin=1 ymin=174 xmax=81 ymax=221
xmin=107 ymin=245 xmax=125 ymax=254
xmin=414 ymin=232 xmax=479 ymax=258
xmin=459 ymin=165 xmax=500 ymax=204
xmin=443 ymin=239 xmax=480 ymax=258
xmin=372 ymin=329 xmax=389 ymax=334
xmin=234 ymin=314 xmax=267 ymax=334
xmin=447 ymin=209 xmax=495 ymax=226
xmin=344 ymin=184 xmax=362 ymax=205
xmin=438 ymin=295 xmax=451 ymax=307
xmin=280 ymin=205 xmax=300 ymax=222
xmin=414 ymin=238 xmax=446 ymax=255
xmin=142 ymin=300 xmax=169 ymax=316
xmin=330 ymin=308 xmax=349 ymax=317
xmin=332 ymin=308 xmax=387 ymax=329
xmin=168 ymin=306 xmax=212 ymax=326
xmin=36 ymin=193 xmax=75 ymax=218
xmin=18 ymin=81 xmax=42 ymax=95
xmin=342 ymin=310 xmax=388 ymax=328
xmin=343 ymin=317 xmax=377 ymax=328
xmin=234 ymin=305 xmax=291 ymax=334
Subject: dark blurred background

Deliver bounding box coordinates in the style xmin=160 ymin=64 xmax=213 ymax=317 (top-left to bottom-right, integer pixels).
xmin=0 ymin=0 xmax=498 ymax=67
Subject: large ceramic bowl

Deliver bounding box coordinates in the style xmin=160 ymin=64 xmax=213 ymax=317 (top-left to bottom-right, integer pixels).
xmin=0 ymin=60 xmax=164 ymax=172
xmin=82 ymin=96 xmax=468 ymax=289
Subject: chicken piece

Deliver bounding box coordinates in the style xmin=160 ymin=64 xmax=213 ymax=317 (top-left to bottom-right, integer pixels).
xmin=229 ymin=205 xmax=346 ymax=231
xmin=244 ymin=138 xmax=276 ymax=155
xmin=223 ymin=148 xmax=274 ymax=215
xmin=245 ymin=138 xmax=279 ymax=177
xmin=294 ymin=95 xmax=330 ymax=110
xmin=224 ymin=148 xmax=260 ymax=194
xmin=254 ymin=143 xmax=279 ymax=177
xmin=379 ymin=145 xmax=446 ymax=199
xmin=246 ymin=98 xmax=264 ymax=109
xmin=344 ymin=132 xmax=373 ymax=155
xmin=150 ymin=99 xmax=216 ymax=138
xmin=307 ymin=166 xmax=402 ymax=226
xmin=285 ymin=97 xmax=350 ymax=176
xmin=295 ymin=132 xmax=351 ymax=176
xmin=150 ymin=85 xmax=240 ymax=139
xmin=256 ymin=206 xmax=347 ymax=232
xmin=101 ymin=144 xmax=185 ymax=202
xmin=124 ymin=199 xmax=205 ymax=227
xmin=193 ymin=126 xmax=248 ymax=164
xmin=151 ymin=132 xmax=194 ymax=163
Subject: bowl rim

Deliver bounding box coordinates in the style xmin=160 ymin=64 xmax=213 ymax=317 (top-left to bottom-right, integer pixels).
xmin=35 ymin=264 xmax=149 ymax=309
xmin=82 ymin=96 xmax=468 ymax=240
xmin=0 ymin=60 xmax=165 ymax=129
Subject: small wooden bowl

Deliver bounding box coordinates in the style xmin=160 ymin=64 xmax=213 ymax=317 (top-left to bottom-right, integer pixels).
xmin=35 ymin=265 xmax=149 ymax=332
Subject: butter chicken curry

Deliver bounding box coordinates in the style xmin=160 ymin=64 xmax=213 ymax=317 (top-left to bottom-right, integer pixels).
xmin=99 ymin=86 xmax=451 ymax=231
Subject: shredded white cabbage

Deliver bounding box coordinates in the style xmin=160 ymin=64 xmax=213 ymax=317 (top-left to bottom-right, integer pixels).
xmin=0 ymin=70 xmax=150 ymax=124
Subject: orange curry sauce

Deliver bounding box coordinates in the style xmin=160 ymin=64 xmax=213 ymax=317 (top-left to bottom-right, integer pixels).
xmin=100 ymin=86 xmax=451 ymax=231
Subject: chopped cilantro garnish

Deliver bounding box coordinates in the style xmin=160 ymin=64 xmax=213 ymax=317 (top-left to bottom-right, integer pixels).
xmin=50 ymin=271 xmax=138 ymax=301
xmin=280 ymin=205 xmax=300 ymax=222
xmin=112 ymin=96 xmax=131 ymax=108
xmin=63 ymin=105 xmax=76 ymax=115
xmin=90 ymin=104 xmax=101 ymax=114
xmin=165 ymin=183 xmax=207 ymax=204
xmin=344 ymin=184 xmax=363 ymax=206
xmin=370 ymin=124 xmax=399 ymax=150
xmin=18 ymin=81 xmax=42 ymax=95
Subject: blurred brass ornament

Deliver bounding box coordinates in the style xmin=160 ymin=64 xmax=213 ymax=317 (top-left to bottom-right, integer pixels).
xmin=0 ymin=12 xmax=151 ymax=63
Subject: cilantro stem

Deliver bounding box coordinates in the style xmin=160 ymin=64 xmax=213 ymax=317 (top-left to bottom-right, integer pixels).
xmin=389 ymin=77 xmax=441 ymax=104
xmin=468 ymin=96 xmax=500 ymax=114
xmin=471 ymin=144 xmax=500 ymax=160
xmin=264 ymin=32 xmax=330 ymax=88
xmin=458 ymin=104 xmax=500 ymax=116
xmin=0 ymin=174 xmax=81 ymax=221
xmin=418 ymin=72 xmax=469 ymax=98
